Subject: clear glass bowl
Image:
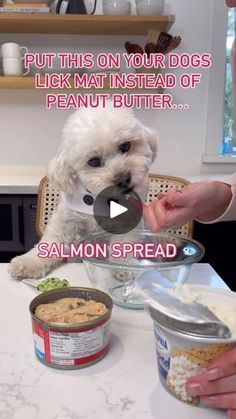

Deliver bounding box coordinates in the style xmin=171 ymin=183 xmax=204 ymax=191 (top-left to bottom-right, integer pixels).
xmin=80 ymin=230 xmax=205 ymax=309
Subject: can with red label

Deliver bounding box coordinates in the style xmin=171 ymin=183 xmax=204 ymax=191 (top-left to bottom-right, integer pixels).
xmin=29 ymin=287 xmax=113 ymax=369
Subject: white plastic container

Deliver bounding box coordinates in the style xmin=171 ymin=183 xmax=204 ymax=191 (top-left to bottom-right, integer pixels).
xmin=103 ymin=0 xmax=131 ymax=15
xmin=136 ymin=0 xmax=165 ymax=16
xmin=136 ymin=282 xmax=236 ymax=405
xmin=154 ymin=320 xmax=234 ymax=405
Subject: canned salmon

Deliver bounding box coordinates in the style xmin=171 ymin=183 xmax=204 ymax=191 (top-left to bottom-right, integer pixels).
xmin=29 ymin=287 xmax=113 ymax=370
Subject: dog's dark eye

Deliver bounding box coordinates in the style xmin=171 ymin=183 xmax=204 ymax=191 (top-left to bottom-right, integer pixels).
xmin=87 ymin=157 xmax=102 ymax=167
xmin=119 ymin=141 xmax=131 ymax=153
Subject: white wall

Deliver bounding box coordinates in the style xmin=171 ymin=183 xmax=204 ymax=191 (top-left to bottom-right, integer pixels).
xmin=0 ymin=0 xmax=235 ymax=177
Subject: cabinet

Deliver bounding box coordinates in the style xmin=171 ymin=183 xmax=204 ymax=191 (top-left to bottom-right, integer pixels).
xmin=0 ymin=14 xmax=174 ymax=89
xmin=0 ymin=194 xmax=38 ymax=262
xmin=193 ymin=220 xmax=236 ymax=291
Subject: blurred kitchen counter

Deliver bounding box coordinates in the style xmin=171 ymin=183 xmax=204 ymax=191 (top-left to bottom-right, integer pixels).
xmin=0 ymin=165 xmax=232 ymax=194
xmin=0 ymin=165 xmax=45 ymax=194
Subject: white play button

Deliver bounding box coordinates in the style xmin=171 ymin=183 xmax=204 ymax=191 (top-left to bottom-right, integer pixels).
xmin=110 ymin=200 xmax=128 ymax=219
xmin=93 ymin=186 xmax=143 ymax=234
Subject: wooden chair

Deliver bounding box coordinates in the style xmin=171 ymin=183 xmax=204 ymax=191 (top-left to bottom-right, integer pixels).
xmin=36 ymin=176 xmax=61 ymax=237
xmin=36 ymin=174 xmax=193 ymax=238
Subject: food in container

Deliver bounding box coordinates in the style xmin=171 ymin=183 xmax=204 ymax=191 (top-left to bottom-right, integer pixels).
xmin=154 ymin=323 xmax=233 ymax=405
xmin=22 ymin=277 xmax=70 ymax=291
xmin=135 ymin=279 xmax=236 ymax=405
xmin=80 ymin=230 xmax=205 ymax=309
xmin=29 ymin=287 xmax=113 ymax=369
xmin=37 ymin=277 xmax=69 ymax=292
xmin=35 ymin=296 xmax=108 ymax=323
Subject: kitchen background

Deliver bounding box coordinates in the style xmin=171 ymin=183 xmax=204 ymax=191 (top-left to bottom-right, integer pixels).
xmin=1 ymin=0 xmax=234 ymax=176
xmin=0 ymin=0 xmax=236 ymax=289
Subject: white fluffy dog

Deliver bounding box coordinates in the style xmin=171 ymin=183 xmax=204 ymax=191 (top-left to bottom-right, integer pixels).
xmin=9 ymin=103 xmax=157 ymax=279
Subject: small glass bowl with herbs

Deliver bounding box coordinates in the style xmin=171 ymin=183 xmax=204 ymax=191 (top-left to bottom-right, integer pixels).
xmin=37 ymin=278 xmax=69 ymax=292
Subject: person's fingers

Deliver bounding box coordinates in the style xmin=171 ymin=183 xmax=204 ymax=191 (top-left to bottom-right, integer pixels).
xmin=143 ymin=197 xmax=180 ymax=231
xmin=164 ymin=188 xmax=188 ymax=207
xmin=204 ymin=348 xmax=236 ymax=381
xmin=142 ymin=204 xmax=162 ymax=232
xmin=143 ymin=190 xmax=194 ymax=232
xmin=186 ymin=375 xmax=236 ymax=397
xmin=152 ymin=197 xmax=177 ymax=229
xmin=157 ymin=192 xmax=166 ymax=200
xmin=153 ymin=195 xmax=192 ymax=229
xmin=228 ymin=409 xmax=236 ymax=419
xmin=201 ymin=392 xmax=236 ymax=410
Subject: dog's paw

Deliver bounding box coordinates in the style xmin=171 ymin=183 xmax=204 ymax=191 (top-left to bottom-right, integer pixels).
xmin=9 ymin=254 xmax=55 ymax=280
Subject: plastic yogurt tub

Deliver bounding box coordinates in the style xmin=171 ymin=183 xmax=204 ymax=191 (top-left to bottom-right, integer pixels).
xmin=144 ymin=284 xmax=236 ymax=405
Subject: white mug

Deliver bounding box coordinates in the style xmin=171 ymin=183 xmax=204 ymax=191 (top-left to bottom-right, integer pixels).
xmin=1 ymin=43 xmax=28 ymax=60
xmin=3 ymin=58 xmax=30 ymax=76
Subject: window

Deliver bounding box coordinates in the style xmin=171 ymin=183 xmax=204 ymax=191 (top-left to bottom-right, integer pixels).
xmin=222 ymin=7 xmax=236 ymax=155
xmin=203 ymin=0 xmax=236 ymax=164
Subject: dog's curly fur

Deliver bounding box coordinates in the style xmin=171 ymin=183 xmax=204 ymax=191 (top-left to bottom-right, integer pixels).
xmin=9 ymin=103 xmax=158 ymax=279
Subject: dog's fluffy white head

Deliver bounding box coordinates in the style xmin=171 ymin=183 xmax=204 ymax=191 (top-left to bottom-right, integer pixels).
xmin=48 ymin=103 xmax=158 ymax=200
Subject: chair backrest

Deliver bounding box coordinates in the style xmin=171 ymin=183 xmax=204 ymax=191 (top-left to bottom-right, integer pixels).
xmin=36 ymin=176 xmax=61 ymax=237
xmin=36 ymin=174 xmax=193 ymax=237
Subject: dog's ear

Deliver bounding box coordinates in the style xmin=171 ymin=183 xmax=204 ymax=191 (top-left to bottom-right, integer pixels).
xmin=142 ymin=125 xmax=158 ymax=162
xmin=47 ymin=151 xmax=78 ymax=194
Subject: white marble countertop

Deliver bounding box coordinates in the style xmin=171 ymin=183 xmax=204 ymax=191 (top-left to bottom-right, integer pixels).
xmin=0 ymin=165 xmax=231 ymax=194
xmin=0 ymin=262 xmax=228 ymax=419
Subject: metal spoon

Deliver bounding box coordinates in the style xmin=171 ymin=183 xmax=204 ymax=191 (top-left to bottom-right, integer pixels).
xmin=135 ymin=268 xmax=231 ymax=339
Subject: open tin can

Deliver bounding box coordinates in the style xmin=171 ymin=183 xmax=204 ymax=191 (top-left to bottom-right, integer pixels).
xmin=29 ymin=287 xmax=113 ymax=370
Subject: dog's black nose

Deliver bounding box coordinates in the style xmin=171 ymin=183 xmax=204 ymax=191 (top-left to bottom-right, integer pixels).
xmin=114 ymin=173 xmax=131 ymax=188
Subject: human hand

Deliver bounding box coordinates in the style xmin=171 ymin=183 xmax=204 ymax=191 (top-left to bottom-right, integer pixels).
xmin=186 ymin=347 xmax=236 ymax=418
xmin=143 ymin=180 xmax=232 ymax=232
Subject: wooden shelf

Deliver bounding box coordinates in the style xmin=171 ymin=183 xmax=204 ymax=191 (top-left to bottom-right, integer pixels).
xmin=0 ymin=76 xmax=36 ymax=89
xmin=0 ymin=76 xmax=112 ymax=90
xmin=0 ymin=14 xmax=175 ymax=90
xmin=0 ymin=14 xmax=174 ymax=35
xmin=0 ymin=76 xmax=163 ymax=93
